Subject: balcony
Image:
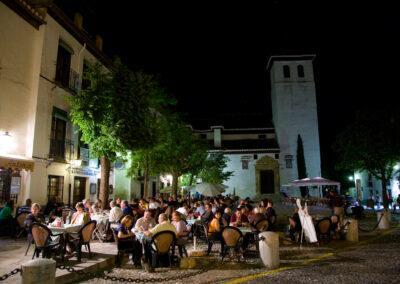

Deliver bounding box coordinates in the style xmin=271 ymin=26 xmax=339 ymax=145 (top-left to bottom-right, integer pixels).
xmin=49 ymin=139 xmax=74 ymax=163
xmin=55 ymin=68 xmax=80 ymax=94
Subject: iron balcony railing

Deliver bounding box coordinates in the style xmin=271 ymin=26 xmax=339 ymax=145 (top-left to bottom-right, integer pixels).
xmin=49 ymin=138 xmax=74 ymax=163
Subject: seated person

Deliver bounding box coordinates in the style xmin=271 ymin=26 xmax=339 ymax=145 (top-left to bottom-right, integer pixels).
xmin=18 ymin=198 xmax=32 ymax=213
xmin=121 ymin=200 xmax=133 ymax=216
xmin=24 ymin=203 xmax=45 ymax=228
xmin=0 ymin=200 xmax=15 ymax=235
xmin=109 ymin=200 xmax=123 ymax=223
xmin=330 ymin=215 xmax=341 ymax=239
xmin=221 ymin=207 xmax=232 ymax=227
xmin=142 ymin=213 xmax=177 ymax=269
xmin=116 ymin=215 xmax=142 ymax=266
xmin=248 ymin=207 xmax=266 ymax=226
xmin=207 ymin=210 xmax=224 ymax=255
xmin=70 ymin=202 xmax=90 ymax=225
xmin=200 ymin=203 xmax=214 ymax=224
xmin=230 ymin=209 xmax=249 ymax=227
xmin=134 ymin=210 xmax=156 ymax=233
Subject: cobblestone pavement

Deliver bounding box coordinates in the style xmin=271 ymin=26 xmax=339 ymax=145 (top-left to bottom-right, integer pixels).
xmin=82 ymin=213 xmax=400 ymax=284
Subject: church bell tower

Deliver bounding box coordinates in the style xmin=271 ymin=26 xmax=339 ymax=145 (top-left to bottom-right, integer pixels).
xmin=268 ymin=55 xmax=321 ymax=188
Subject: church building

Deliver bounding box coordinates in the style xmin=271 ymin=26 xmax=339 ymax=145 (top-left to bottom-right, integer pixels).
xmin=192 ymin=55 xmax=322 ymax=200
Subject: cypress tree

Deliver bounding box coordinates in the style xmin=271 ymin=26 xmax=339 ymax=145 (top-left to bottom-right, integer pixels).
xmin=297 ymin=134 xmax=308 ymax=197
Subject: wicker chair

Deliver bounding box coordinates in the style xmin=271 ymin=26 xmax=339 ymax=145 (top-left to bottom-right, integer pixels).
xmin=30 ymin=223 xmax=62 ymax=259
xmin=15 ymin=211 xmax=30 ymax=239
xmin=70 ymin=220 xmax=97 ymax=261
xmin=316 ymin=218 xmax=332 ymax=243
xmin=150 ymin=231 xmax=176 ymax=268
xmin=254 ymin=219 xmax=269 ymax=233
xmin=220 ymin=226 xmax=244 ymax=261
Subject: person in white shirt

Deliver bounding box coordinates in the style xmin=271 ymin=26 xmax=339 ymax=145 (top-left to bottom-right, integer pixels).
xmin=134 ymin=210 xmax=156 ymax=232
xmin=176 ymin=204 xmax=189 ymax=217
xmin=109 ymin=200 xmax=123 ymax=223
xmin=148 ymin=197 xmax=161 ymax=210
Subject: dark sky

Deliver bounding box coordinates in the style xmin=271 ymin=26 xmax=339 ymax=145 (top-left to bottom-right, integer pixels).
xmin=57 ymin=0 xmax=398 ymax=177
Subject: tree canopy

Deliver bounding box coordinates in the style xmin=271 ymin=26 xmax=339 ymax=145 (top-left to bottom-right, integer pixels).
xmin=334 ymin=107 xmax=400 ymax=208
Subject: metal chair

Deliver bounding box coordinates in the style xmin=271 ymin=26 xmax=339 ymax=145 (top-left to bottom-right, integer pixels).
xmin=149 ymin=231 xmax=176 ymax=268
xmin=316 ymin=218 xmax=332 ymax=243
xmin=30 ymin=223 xmax=62 ymax=259
xmin=69 ymin=220 xmax=97 ymax=261
xmin=220 ymin=226 xmax=244 ymax=261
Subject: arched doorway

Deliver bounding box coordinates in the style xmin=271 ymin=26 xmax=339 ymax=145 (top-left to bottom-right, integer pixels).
xmin=255 ymin=155 xmax=280 ymax=197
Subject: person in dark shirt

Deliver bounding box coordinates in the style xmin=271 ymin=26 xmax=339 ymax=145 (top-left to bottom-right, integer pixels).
xmin=121 ymin=200 xmax=133 ymax=216
xmin=265 ymin=201 xmax=277 ymax=229
xmin=25 ymin=203 xmax=44 ymax=228
xmin=221 ymin=207 xmax=232 ymax=227
xmin=116 ymin=215 xmax=142 ymax=266
xmin=289 ymin=208 xmax=302 ymax=242
xmin=200 ymin=203 xmax=214 ymax=224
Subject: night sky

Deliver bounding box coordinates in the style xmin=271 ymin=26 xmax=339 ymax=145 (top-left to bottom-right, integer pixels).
xmin=57 ymin=0 xmax=398 ymax=179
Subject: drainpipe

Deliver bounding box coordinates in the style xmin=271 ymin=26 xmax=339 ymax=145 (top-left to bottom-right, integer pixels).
xmin=77 ymin=43 xmax=86 ymax=92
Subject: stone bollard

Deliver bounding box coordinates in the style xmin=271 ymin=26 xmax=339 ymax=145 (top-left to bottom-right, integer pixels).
xmin=21 ymin=258 xmax=56 ymax=284
xmin=258 ymin=231 xmax=279 ymax=269
xmin=377 ymin=211 xmax=390 ymax=230
xmin=345 ymin=218 xmax=359 ymax=242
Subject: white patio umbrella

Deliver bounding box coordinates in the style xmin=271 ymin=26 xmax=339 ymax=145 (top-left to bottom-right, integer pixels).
xmin=284 ymin=177 xmax=341 ymax=198
xmin=188 ymin=182 xmax=225 ymax=197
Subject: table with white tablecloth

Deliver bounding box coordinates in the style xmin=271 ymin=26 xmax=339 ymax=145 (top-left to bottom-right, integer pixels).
xmin=90 ymin=214 xmax=109 ymax=241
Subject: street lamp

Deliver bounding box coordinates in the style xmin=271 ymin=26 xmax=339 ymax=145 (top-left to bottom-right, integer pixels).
xmin=348 ymin=176 xmax=354 ymax=181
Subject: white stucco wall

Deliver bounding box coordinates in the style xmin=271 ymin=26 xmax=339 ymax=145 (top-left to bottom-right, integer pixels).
xmin=0 ymin=2 xmax=44 ymax=158
xmin=223 ymin=153 xmax=278 ymax=199
xmin=270 ymin=59 xmax=321 ymax=188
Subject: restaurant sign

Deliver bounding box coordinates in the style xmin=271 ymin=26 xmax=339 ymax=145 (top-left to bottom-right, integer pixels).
xmin=0 ymin=156 xmax=35 ymax=171
xmin=71 ymin=167 xmax=99 ymax=176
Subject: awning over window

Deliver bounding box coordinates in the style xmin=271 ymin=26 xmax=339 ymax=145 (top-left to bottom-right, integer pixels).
xmin=0 ymin=156 xmax=35 ymax=172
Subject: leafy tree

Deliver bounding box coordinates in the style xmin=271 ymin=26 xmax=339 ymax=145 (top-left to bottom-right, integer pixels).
xmin=297 ymin=134 xmax=308 ymax=197
xmin=151 ymin=115 xmax=208 ymax=195
xmin=197 ymin=152 xmax=234 ymax=184
xmin=334 ymin=108 xmax=400 ymax=208
xmin=70 ymin=61 xmax=172 ymax=206
xmin=69 ymin=63 xmax=122 ymax=207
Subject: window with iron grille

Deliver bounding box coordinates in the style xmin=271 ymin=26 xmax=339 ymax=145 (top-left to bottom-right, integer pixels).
xmin=283 ymin=65 xmax=290 ymax=78
xmin=47 ymin=175 xmax=64 ymax=202
xmin=285 ymin=155 xmax=293 ymax=168
xmin=297 ymin=65 xmax=305 ymax=78
xmin=55 ymin=43 xmax=72 ymax=88
xmin=242 ymin=160 xmax=249 ymax=170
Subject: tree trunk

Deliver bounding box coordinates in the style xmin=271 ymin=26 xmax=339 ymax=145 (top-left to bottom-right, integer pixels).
xmin=143 ymin=167 xmax=149 ymax=198
xmin=172 ymin=172 xmax=179 ymax=196
xmin=381 ymin=174 xmax=389 ymax=209
xmin=100 ymin=156 xmax=110 ymax=209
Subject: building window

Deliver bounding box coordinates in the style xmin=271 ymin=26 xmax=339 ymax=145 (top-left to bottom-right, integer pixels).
xmin=55 ymin=42 xmax=72 ymax=88
xmin=49 ymin=107 xmax=70 ymax=162
xmin=200 ymin=134 xmax=207 ymax=139
xmin=47 ymin=175 xmax=64 ymax=202
xmin=297 ymin=65 xmax=305 ymax=78
xmin=258 ymin=134 xmax=266 ymax=139
xmin=283 ymin=65 xmax=290 ymax=78
xmin=81 ymin=60 xmax=91 ymax=90
xmin=275 ymin=154 xmax=279 ymax=159
xmin=253 ymin=154 xmax=258 ymax=160
xmin=285 ymin=155 xmax=293 ymax=168
xmin=241 ymin=160 xmax=249 ymax=170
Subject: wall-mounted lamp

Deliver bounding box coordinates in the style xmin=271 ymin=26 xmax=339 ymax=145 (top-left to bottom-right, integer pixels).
xmin=0 ymin=131 xmax=15 ymax=154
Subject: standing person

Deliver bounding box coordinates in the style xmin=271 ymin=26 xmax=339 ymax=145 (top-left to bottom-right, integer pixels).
xmin=393 ymin=194 xmax=400 ymax=213
xmin=265 ymin=201 xmax=277 ymax=229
